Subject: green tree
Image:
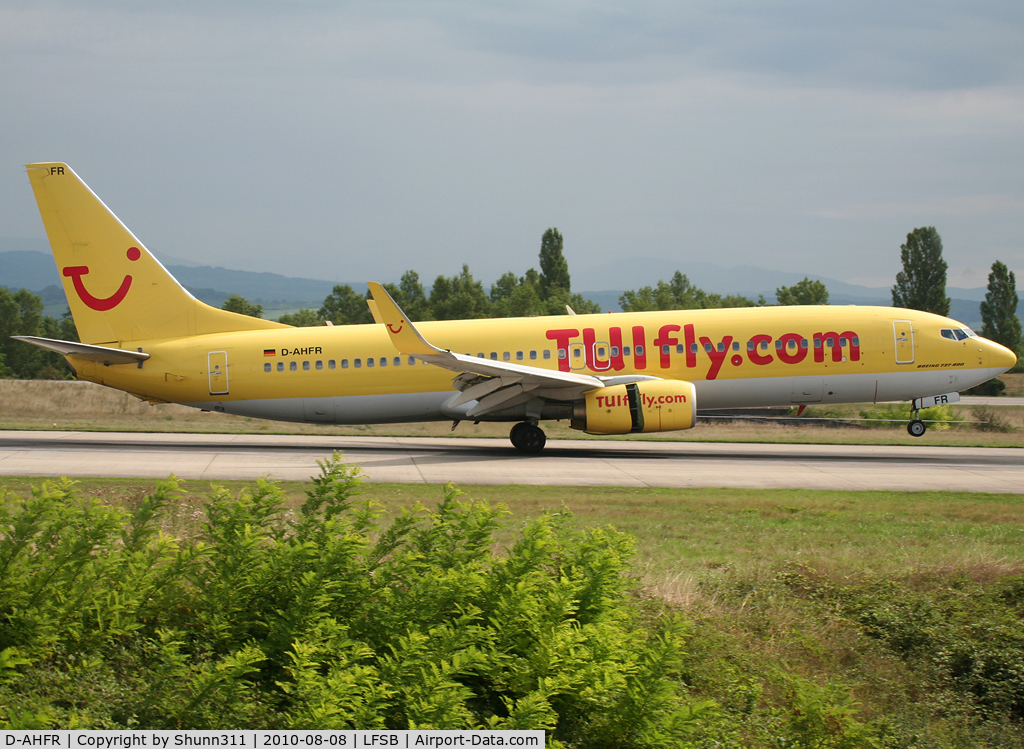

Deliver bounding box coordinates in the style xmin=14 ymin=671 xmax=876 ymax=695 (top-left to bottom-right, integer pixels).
xmin=891 ymin=227 xmax=950 ymax=315
xmin=318 ymin=285 xmax=373 ymax=325
xmin=221 ymin=294 xmax=264 ymax=319
xmin=277 ymin=309 xmax=322 ymax=327
xmin=0 ymin=288 xmax=75 ymax=379
xmin=980 ymin=260 xmax=1021 ymax=356
xmin=538 ymin=228 xmax=570 ymax=302
xmin=490 ymin=272 xmax=544 ymax=318
xmin=776 ymin=277 xmax=829 ymax=305
xmin=619 ymin=272 xmax=754 ymax=312
xmin=429 ymin=265 xmax=493 ymax=320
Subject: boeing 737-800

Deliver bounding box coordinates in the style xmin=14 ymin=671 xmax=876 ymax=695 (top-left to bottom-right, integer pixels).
xmin=14 ymin=163 xmax=1017 ymax=452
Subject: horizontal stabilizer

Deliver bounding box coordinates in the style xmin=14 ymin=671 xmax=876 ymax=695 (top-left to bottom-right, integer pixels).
xmin=12 ymin=336 xmax=151 ymax=366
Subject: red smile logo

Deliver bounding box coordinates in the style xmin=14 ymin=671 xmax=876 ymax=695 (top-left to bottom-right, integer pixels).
xmin=387 ymin=320 xmax=405 ymax=334
xmin=63 ymin=247 xmax=141 ymax=311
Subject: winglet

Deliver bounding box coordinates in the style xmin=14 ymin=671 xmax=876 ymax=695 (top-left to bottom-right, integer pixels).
xmin=367 ymin=282 xmax=441 ymax=356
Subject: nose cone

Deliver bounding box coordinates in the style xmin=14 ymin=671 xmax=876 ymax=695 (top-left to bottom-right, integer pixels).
xmin=987 ymin=339 xmax=1018 ymax=373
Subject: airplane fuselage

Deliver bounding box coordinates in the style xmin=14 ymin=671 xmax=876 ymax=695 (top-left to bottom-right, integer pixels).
xmin=68 ymin=305 xmax=1004 ymax=425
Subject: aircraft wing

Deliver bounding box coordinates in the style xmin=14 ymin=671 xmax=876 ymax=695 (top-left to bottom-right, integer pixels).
xmin=12 ymin=336 xmax=151 ymax=365
xmin=368 ymin=282 xmax=618 ymax=417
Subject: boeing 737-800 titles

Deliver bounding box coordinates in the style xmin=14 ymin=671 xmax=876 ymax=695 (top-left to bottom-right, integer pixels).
xmin=14 ymin=163 xmax=1017 ymax=452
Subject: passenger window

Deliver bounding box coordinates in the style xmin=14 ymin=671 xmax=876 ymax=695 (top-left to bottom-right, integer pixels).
xmin=516 ymin=351 xmax=524 ymax=361
xmin=718 ymin=342 xmax=726 ymax=352
xmin=543 ymin=350 xmax=551 ymax=359
xmin=662 ymin=344 xmax=670 ymax=354
xmin=354 ymin=359 xmax=361 ymax=368
xmin=394 ymin=357 xmax=401 ymax=366
xmin=732 ymin=342 xmax=740 ymax=351
xmin=277 ymin=362 xmax=284 ymax=371
xmin=852 ymin=337 xmax=859 ymax=346
xmin=264 ymin=363 xmax=271 ymax=372
xmin=367 ymin=358 xmax=374 ymax=368
xmin=477 ymin=353 xmax=485 ymax=359
xmin=530 ymin=350 xmax=538 ymax=360
xmin=624 ymin=346 xmax=631 ymax=356
xmin=826 ymin=337 xmax=834 ymax=347
xmin=760 ymin=341 xmax=769 ymax=350
xmin=316 ymin=360 xmax=323 ymax=370
xmin=558 ymin=349 xmax=566 ymax=359
xmin=676 ymin=344 xmax=685 ymax=354
xmin=597 ymin=347 xmax=606 ymax=357
xmin=611 ymin=346 xmax=620 ymax=357
xmin=814 ymin=339 xmax=822 ymax=348
xmin=775 ymin=340 xmax=783 ymax=350
xmin=800 ymin=339 xmax=808 ymax=349
xmin=302 ymin=361 xmax=310 ymax=370
xmin=787 ymin=340 xmax=796 ymax=350
xmin=705 ymin=343 xmax=713 ymax=352
xmin=747 ymin=341 xmax=755 ymax=351
xmin=341 ymin=359 xmax=348 ymax=369
xmin=635 ymin=345 xmax=644 ymax=355
xmin=329 ymin=360 xmax=336 ymax=369
xmin=491 ymin=352 xmax=498 ymax=360
xmin=380 ymin=357 xmax=387 ymax=366
xmin=839 ymin=337 xmax=847 ymax=347
xmin=290 ymin=361 xmax=297 ymax=371
xmin=408 ymin=356 xmax=416 ymax=365
xmin=503 ymin=351 xmax=511 ymax=361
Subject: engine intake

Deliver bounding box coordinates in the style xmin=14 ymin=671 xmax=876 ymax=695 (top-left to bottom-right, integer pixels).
xmin=571 ymin=379 xmax=697 ymax=435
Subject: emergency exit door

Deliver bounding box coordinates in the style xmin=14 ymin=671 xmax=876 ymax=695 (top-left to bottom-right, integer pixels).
xmin=208 ymin=351 xmax=229 ymax=394
xmin=893 ymin=321 xmax=914 ymax=364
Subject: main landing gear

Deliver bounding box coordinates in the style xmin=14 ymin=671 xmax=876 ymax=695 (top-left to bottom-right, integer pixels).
xmin=907 ymin=405 xmax=927 ymax=437
xmin=510 ymin=422 xmax=547 ymax=454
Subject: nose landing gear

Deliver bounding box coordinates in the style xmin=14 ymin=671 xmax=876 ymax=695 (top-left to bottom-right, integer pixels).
xmin=510 ymin=422 xmax=547 ymax=453
xmin=907 ymin=405 xmax=927 ymax=437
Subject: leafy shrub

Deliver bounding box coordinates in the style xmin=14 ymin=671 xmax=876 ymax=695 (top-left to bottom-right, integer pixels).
xmin=0 ymin=456 xmax=710 ymax=743
xmin=971 ymin=405 xmax=1016 ymax=433
xmin=858 ymin=403 xmax=955 ymax=429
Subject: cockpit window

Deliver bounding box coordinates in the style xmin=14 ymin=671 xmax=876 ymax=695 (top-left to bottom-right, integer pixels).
xmin=941 ymin=328 xmax=974 ymax=341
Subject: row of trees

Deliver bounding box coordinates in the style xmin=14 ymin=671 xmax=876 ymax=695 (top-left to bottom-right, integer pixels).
xmin=892 ymin=226 xmax=1020 ymax=361
xmin=226 ymin=229 xmax=831 ymax=327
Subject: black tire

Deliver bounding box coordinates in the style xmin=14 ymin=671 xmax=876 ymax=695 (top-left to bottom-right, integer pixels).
xmin=509 ymin=422 xmax=527 ymax=447
xmin=513 ymin=424 xmax=547 ymax=454
xmin=907 ymin=419 xmax=927 ymax=437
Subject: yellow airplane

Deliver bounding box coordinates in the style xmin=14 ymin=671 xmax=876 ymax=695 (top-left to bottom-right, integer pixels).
xmin=14 ymin=162 xmax=1017 ymax=452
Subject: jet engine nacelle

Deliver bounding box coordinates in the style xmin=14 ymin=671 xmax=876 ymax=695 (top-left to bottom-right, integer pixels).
xmin=572 ymin=379 xmax=697 ymax=435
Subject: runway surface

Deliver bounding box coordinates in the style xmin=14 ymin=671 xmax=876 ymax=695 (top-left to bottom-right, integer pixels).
xmin=0 ymin=430 xmax=1021 ymax=493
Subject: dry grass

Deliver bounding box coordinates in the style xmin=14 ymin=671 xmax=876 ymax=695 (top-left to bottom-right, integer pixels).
xmin=3 ymin=379 xmax=1023 ymax=446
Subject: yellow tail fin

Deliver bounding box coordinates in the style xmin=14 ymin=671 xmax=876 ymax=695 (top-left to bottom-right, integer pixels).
xmin=26 ymin=163 xmax=287 ymax=345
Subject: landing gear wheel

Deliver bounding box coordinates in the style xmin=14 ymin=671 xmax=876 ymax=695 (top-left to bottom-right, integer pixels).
xmin=510 ymin=422 xmax=547 ymax=454
xmin=907 ymin=419 xmax=927 ymax=437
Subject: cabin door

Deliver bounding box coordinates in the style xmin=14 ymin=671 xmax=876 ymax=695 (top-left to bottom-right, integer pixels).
xmin=208 ymin=350 xmax=229 ymax=395
xmin=893 ymin=321 xmax=914 ymax=364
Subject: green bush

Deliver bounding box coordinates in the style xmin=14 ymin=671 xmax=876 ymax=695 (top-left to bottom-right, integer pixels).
xmin=0 ymin=456 xmax=710 ymax=743
xmin=858 ymin=403 xmax=955 ymax=429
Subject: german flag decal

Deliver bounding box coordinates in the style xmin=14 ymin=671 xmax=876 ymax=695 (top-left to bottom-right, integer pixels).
xmin=264 ymin=349 xmax=276 ymax=357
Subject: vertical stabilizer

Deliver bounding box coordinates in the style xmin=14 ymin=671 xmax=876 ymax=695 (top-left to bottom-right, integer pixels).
xmin=26 ymin=162 xmax=287 ymax=344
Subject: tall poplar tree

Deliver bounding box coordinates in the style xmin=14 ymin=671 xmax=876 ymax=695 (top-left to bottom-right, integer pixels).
xmin=891 ymin=227 xmax=950 ymax=315
xmin=538 ymin=228 xmax=570 ymax=301
xmin=980 ymin=260 xmax=1021 ymax=355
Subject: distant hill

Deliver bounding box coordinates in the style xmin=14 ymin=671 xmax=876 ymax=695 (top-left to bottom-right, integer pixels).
xmin=0 ymin=245 xmax=364 ymax=309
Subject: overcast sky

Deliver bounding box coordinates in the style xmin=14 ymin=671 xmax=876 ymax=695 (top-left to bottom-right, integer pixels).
xmin=2 ymin=1 xmax=1022 ymax=291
